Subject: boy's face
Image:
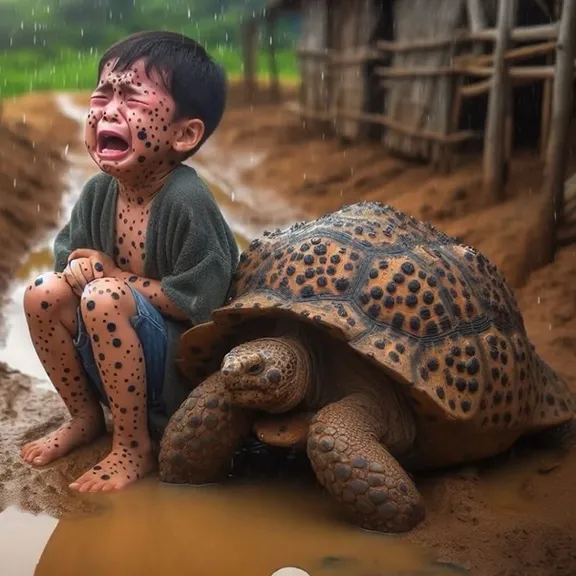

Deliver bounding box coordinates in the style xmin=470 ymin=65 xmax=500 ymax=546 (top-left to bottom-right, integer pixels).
xmin=85 ymin=58 xmax=202 ymax=183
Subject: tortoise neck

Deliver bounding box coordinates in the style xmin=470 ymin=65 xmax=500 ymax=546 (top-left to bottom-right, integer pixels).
xmin=264 ymin=334 xmax=314 ymax=413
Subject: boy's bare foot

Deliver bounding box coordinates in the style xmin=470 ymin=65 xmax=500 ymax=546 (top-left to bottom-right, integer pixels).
xmin=21 ymin=412 xmax=105 ymax=467
xmin=69 ymin=442 xmax=156 ymax=492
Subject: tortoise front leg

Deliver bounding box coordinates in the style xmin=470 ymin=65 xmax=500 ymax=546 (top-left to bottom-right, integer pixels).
xmin=307 ymin=393 xmax=425 ymax=533
xmin=159 ymin=371 xmax=253 ymax=484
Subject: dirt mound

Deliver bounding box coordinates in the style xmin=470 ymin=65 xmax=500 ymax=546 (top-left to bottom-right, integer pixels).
xmin=0 ymin=102 xmax=74 ymax=328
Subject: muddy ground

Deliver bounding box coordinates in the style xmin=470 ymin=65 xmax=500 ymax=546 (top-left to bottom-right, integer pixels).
xmin=0 ymin=85 xmax=575 ymax=575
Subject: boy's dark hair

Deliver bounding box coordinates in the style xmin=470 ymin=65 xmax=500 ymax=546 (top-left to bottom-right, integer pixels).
xmin=98 ymin=30 xmax=227 ymax=155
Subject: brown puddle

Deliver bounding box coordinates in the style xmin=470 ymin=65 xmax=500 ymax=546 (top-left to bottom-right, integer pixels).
xmin=32 ymin=479 xmax=463 ymax=576
xmin=0 ymin=95 xmax=466 ymax=576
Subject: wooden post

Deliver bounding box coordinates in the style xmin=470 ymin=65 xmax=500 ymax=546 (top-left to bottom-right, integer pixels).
xmin=265 ymin=14 xmax=281 ymax=102
xmin=482 ymin=0 xmax=516 ymax=202
xmin=466 ymin=0 xmax=487 ymax=56
xmin=536 ymin=0 xmax=576 ymax=265
xmin=241 ymin=18 xmax=258 ymax=103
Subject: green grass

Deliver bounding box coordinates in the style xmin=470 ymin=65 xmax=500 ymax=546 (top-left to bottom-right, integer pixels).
xmin=0 ymin=46 xmax=299 ymax=98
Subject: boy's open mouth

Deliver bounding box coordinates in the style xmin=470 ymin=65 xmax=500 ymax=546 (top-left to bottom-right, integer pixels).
xmin=97 ymin=131 xmax=130 ymax=158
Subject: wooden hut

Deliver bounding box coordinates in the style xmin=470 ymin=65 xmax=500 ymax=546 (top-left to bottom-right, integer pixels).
xmin=243 ymin=0 xmax=576 ymax=262
xmin=247 ymin=0 xmax=573 ymax=171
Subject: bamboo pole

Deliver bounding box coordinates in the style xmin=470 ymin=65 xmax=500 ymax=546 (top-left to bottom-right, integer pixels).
xmin=375 ymin=23 xmax=559 ymax=53
xmin=483 ymin=0 xmax=516 ymax=202
xmin=284 ymin=102 xmax=480 ymax=143
xmin=536 ymin=0 xmax=576 ymax=265
xmin=375 ymin=64 xmax=571 ymax=80
xmin=241 ymin=19 xmax=258 ymax=102
xmin=265 ymin=15 xmax=280 ymax=102
xmin=466 ymin=0 xmax=487 ymax=58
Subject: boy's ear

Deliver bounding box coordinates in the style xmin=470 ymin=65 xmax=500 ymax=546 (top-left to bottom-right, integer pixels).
xmin=172 ymin=118 xmax=205 ymax=154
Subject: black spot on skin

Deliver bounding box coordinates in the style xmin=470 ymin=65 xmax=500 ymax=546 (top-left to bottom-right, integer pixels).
xmin=138 ymin=130 xmax=147 ymax=140
xmin=115 ymin=362 xmax=123 ymax=369
xmin=138 ymin=156 xmax=146 ymax=163
xmin=34 ymin=277 xmax=44 ymax=286
xmin=41 ymin=301 xmax=50 ymax=310
xmin=111 ymin=293 xmax=120 ymax=300
xmin=107 ymin=323 xmax=117 ymax=332
xmin=391 ymin=312 xmax=404 ymax=329
xmin=112 ymin=338 xmax=122 ymax=348
xmin=401 ymin=262 xmax=415 ymax=275
xmin=263 ymin=369 xmax=281 ymax=384
xmin=427 ymin=358 xmax=439 ymax=372
xmin=129 ymin=276 xmax=138 ymax=282
xmin=128 ymin=385 xmax=136 ymax=392
xmin=370 ymin=287 xmax=383 ymax=299
xmin=101 ymin=474 xmax=111 ymax=481
xmin=335 ymin=279 xmax=349 ymax=291
xmin=94 ymin=262 xmax=104 ymax=272
xmin=436 ymin=386 xmax=445 ymax=399
xmin=86 ymin=300 xmax=96 ymax=311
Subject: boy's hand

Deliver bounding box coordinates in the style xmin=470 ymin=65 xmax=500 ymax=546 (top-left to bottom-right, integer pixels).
xmin=64 ymin=249 xmax=120 ymax=296
xmin=63 ymin=257 xmax=103 ymax=296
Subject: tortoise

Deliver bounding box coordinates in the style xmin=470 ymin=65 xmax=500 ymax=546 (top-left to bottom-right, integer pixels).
xmin=158 ymin=201 xmax=574 ymax=533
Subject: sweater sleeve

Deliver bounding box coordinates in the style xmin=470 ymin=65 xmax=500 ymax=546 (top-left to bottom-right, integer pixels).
xmin=53 ymin=190 xmax=89 ymax=273
xmin=156 ymin=177 xmax=239 ymax=326
xmin=161 ymin=248 xmax=234 ymax=325
xmin=53 ymin=174 xmax=106 ymax=273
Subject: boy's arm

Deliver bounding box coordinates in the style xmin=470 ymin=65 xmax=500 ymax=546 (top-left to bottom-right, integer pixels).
xmin=112 ymin=269 xmax=191 ymax=321
xmin=69 ymin=247 xmax=234 ymax=324
xmin=53 ymin=175 xmax=104 ymax=272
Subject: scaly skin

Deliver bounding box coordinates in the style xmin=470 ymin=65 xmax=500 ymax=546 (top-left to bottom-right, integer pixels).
xmin=307 ymin=393 xmax=425 ymax=533
xmin=166 ymin=335 xmax=425 ymax=533
xmin=159 ymin=371 xmax=253 ymax=484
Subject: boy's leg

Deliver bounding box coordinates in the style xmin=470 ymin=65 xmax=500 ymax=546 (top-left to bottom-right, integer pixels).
xmin=21 ymin=272 xmax=106 ymax=466
xmin=69 ymin=277 xmax=163 ymax=492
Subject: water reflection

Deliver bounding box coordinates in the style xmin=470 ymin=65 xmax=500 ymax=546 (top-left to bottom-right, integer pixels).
xmin=0 ymin=507 xmax=58 ymax=576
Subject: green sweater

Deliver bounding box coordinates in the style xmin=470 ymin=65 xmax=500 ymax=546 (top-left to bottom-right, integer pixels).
xmin=53 ymin=163 xmax=239 ymax=440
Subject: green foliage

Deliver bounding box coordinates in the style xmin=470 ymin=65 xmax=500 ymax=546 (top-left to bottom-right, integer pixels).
xmin=0 ymin=46 xmax=298 ymax=98
xmin=0 ymin=0 xmax=299 ymax=97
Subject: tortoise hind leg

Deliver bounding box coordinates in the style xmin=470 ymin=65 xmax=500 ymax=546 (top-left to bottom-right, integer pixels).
xmin=307 ymin=393 xmax=425 ymax=533
xmin=159 ymin=371 xmax=253 ymax=484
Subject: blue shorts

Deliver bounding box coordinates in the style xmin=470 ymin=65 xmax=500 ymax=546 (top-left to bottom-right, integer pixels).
xmin=73 ymin=285 xmax=167 ymax=408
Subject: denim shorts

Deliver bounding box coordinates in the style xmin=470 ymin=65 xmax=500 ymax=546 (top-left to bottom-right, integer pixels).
xmin=73 ymin=285 xmax=167 ymax=408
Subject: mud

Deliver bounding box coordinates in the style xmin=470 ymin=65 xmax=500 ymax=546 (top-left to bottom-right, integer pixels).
xmin=0 ymin=86 xmax=575 ymax=576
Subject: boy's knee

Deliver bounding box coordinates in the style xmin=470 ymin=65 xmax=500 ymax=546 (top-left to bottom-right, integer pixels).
xmin=80 ymin=278 xmax=136 ymax=319
xmin=24 ymin=272 xmax=75 ymax=316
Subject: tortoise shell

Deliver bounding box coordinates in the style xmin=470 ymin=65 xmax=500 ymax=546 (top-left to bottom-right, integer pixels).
xmin=178 ymin=202 xmax=574 ymax=430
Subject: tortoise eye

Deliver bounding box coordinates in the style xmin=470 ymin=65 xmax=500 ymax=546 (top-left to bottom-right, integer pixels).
xmin=247 ymin=362 xmax=263 ymax=375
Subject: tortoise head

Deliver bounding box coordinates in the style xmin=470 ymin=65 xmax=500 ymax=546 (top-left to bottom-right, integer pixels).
xmin=220 ymin=336 xmax=311 ymax=413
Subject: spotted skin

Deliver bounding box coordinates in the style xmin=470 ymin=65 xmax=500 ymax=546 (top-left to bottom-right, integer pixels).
xmin=162 ymin=201 xmax=575 ymax=534
xmin=21 ymin=56 xmax=202 ymax=492
xmin=20 ymin=273 xmax=106 ymax=465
